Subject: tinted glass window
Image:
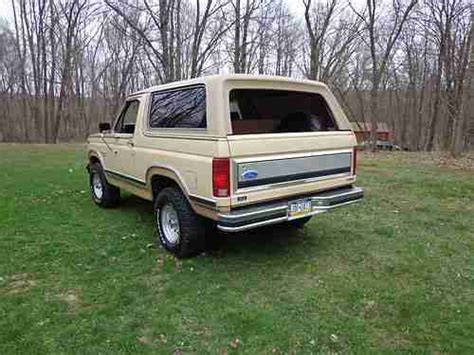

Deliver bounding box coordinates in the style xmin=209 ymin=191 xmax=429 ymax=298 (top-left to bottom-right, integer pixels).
xmin=115 ymin=100 xmax=139 ymax=134
xmin=149 ymin=86 xmax=206 ymax=129
xmin=229 ymin=89 xmax=338 ymax=135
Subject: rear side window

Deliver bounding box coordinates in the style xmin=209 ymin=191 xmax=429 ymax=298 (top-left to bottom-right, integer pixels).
xmin=149 ymin=86 xmax=206 ymax=129
xmin=229 ymin=89 xmax=338 ymax=135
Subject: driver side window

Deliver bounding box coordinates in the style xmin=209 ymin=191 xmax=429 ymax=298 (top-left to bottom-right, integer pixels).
xmin=114 ymin=100 xmax=139 ymax=134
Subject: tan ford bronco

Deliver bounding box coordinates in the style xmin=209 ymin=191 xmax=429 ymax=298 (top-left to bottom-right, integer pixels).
xmin=87 ymin=74 xmax=363 ymax=257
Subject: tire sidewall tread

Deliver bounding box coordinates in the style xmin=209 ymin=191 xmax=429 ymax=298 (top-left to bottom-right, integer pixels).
xmin=154 ymin=186 xmax=206 ymax=258
xmin=89 ymin=162 xmax=120 ymax=207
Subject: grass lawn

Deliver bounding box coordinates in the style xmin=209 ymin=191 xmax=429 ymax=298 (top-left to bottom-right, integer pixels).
xmin=1 ymin=144 xmax=473 ymax=354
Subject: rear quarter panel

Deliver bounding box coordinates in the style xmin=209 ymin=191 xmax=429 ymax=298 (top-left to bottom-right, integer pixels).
xmin=132 ymin=133 xmax=229 ymax=204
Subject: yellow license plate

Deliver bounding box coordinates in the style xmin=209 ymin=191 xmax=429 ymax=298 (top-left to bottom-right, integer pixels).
xmin=288 ymin=199 xmax=312 ymax=219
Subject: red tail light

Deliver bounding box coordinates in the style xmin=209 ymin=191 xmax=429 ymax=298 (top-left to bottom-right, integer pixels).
xmin=212 ymin=158 xmax=230 ymax=197
xmin=352 ymin=147 xmax=357 ymax=175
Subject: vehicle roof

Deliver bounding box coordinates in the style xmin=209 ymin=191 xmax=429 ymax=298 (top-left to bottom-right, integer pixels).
xmin=129 ymin=74 xmax=328 ymax=96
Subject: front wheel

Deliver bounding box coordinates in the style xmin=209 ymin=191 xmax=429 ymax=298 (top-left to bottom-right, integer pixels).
xmin=88 ymin=162 xmax=120 ymax=207
xmin=154 ymin=186 xmax=207 ymax=258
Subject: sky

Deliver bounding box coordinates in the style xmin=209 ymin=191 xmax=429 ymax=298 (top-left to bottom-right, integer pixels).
xmin=0 ymin=0 xmax=13 ymax=22
xmin=0 ymin=0 xmax=365 ymax=27
xmin=0 ymin=0 xmax=308 ymax=24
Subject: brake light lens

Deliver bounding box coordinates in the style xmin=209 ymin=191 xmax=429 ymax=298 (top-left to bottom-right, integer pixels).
xmin=352 ymin=147 xmax=357 ymax=175
xmin=212 ymin=158 xmax=230 ymax=197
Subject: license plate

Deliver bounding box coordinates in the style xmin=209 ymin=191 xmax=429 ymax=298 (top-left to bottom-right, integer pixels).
xmin=288 ymin=199 xmax=313 ymax=219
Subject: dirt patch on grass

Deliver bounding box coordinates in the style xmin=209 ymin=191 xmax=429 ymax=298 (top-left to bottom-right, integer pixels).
xmin=2 ymin=273 xmax=36 ymax=294
xmin=137 ymin=335 xmax=160 ymax=348
xmin=137 ymin=331 xmax=169 ymax=349
xmin=54 ymin=289 xmax=98 ymax=314
xmin=56 ymin=290 xmax=80 ymax=306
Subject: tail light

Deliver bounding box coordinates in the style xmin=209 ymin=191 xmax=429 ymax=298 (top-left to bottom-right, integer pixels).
xmin=212 ymin=158 xmax=230 ymax=197
xmin=352 ymin=147 xmax=357 ymax=175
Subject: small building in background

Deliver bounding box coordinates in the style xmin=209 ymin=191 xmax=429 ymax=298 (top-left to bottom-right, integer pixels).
xmin=350 ymin=121 xmax=393 ymax=143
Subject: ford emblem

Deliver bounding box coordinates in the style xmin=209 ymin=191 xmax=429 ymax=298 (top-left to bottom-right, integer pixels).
xmin=241 ymin=170 xmax=259 ymax=180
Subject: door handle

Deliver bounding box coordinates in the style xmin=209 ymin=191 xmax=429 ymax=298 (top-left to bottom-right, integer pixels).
xmin=127 ymin=140 xmax=135 ymax=147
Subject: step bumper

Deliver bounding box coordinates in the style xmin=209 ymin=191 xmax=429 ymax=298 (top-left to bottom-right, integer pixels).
xmin=217 ymin=186 xmax=364 ymax=233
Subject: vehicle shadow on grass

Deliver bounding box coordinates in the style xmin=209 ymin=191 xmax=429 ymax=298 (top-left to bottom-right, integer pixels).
xmin=208 ymin=226 xmax=311 ymax=258
xmin=118 ymin=193 xmax=154 ymax=216
xmin=116 ymin=194 xmax=319 ymax=260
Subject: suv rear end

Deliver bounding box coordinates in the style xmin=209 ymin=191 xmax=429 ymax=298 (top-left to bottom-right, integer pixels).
xmin=87 ymin=74 xmax=362 ymax=258
xmin=212 ymin=76 xmax=363 ymax=231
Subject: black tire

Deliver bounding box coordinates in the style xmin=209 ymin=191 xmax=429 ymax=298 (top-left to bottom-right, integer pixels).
xmin=154 ymin=186 xmax=207 ymax=258
xmin=288 ymin=216 xmax=312 ymax=229
xmin=88 ymin=162 xmax=120 ymax=207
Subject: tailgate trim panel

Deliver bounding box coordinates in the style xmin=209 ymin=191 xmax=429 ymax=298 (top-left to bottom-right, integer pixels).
xmin=236 ymin=151 xmax=352 ymax=190
xmin=238 ymin=166 xmax=350 ymax=188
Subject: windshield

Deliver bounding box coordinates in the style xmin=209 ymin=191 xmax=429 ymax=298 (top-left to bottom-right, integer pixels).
xmin=229 ymin=89 xmax=339 ymax=135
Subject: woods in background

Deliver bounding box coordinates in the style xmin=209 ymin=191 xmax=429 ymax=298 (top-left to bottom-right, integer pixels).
xmin=0 ymin=0 xmax=472 ymax=153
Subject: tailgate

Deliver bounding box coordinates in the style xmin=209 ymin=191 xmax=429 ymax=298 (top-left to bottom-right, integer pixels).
xmin=228 ymin=131 xmax=357 ymax=206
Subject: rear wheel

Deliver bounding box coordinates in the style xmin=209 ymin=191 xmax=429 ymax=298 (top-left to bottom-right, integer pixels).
xmin=154 ymin=186 xmax=207 ymax=258
xmin=88 ymin=162 xmax=120 ymax=207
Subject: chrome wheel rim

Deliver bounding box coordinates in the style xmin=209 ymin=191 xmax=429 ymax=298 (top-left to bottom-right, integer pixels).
xmin=92 ymin=174 xmax=103 ymax=199
xmin=160 ymin=203 xmax=180 ymax=245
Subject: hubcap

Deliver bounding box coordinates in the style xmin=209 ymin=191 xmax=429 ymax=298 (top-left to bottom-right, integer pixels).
xmin=92 ymin=173 xmax=103 ymax=199
xmin=160 ymin=203 xmax=180 ymax=244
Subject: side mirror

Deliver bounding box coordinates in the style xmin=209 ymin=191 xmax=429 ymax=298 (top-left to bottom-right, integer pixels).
xmin=99 ymin=122 xmax=111 ymax=132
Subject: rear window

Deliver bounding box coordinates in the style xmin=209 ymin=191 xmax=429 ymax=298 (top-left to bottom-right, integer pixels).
xmin=229 ymin=89 xmax=338 ymax=135
xmin=149 ymin=86 xmax=206 ymax=129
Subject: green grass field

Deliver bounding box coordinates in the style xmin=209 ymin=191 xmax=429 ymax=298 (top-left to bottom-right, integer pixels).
xmin=1 ymin=144 xmax=473 ymax=354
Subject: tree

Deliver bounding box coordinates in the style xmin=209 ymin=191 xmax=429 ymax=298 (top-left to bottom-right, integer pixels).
xmin=303 ymin=0 xmax=337 ymax=80
xmin=351 ymin=0 xmax=418 ymax=150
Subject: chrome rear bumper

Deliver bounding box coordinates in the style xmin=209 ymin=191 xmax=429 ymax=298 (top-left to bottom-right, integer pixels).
xmin=217 ymin=186 xmax=363 ymax=232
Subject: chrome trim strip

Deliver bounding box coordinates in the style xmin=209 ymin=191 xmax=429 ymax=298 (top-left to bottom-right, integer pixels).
xmin=143 ymin=132 xmax=220 ymax=140
xmin=311 ymin=186 xmax=364 ymax=200
xmin=107 ymin=166 xmax=217 ymax=209
xmin=217 ymin=216 xmax=289 ymax=232
xmin=105 ymin=169 xmax=146 ymax=186
xmin=233 ymin=148 xmax=352 ymax=164
xmin=312 ymin=199 xmax=361 ymax=210
xmin=218 ymin=205 xmax=287 ymax=220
